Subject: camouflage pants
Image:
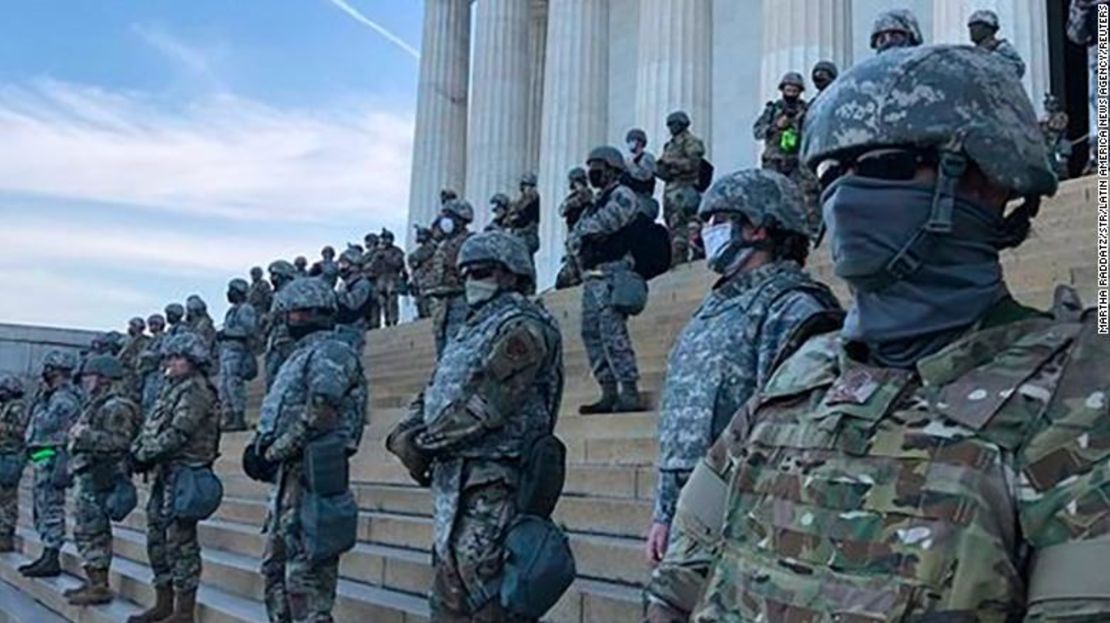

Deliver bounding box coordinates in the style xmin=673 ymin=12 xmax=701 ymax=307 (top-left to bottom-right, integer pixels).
xmin=218 ymin=345 xmax=254 ymax=420
xmin=32 ymin=457 xmax=66 ymax=549
xmin=262 ymin=472 xmax=339 ymax=623
xmin=141 ymin=372 xmax=164 ymax=419
xmin=378 ymin=288 xmax=400 ymax=328
xmin=433 ymin=294 xmax=469 ymax=359
xmin=581 ymin=275 xmax=639 ymax=387
xmin=367 ymin=295 xmax=382 ymax=331
xmin=663 ymin=184 xmax=701 ymax=267
xmin=146 ymin=469 xmax=202 ymax=591
xmin=644 ymin=507 xmax=718 ymax=619
xmin=431 ymin=480 xmax=533 ymax=623
xmin=0 ymin=484 xmax=16 ymax=540
xmin=73 ymin=470 xmax=114 ymax=571
xmin=415 ymin=293 xmax=433 ymax=320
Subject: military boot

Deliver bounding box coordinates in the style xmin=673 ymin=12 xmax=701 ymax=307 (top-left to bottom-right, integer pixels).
xmin=579 ymin=384 xmax=618 ymax=415
xmin=154 ymin=587 xmax=196 ymax=623
xmin=62 ymin=578 xmax=88 ymax=598
xmin=23 ymin=547 xmax=61 ymax=577
xmin=126 ymin=585 xmax=173 ymax=623
xmin=67 ymin=567 xmax=113 ymax=606
xmin=0 ymin=533 xmax=14 ymax=553
xmin=614 ymin=382 xmax=645 ymax=413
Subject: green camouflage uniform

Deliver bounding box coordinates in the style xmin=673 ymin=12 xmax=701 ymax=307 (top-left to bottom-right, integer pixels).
xmin=117 ymin=329 xmax=150 ymax=402
xmin=753 ymin=95 xmax=820 ymax=234
xmin=656 ymin=129 xmax=706 ymax=266
xmin=408 ymin=235 xmax=437 ymax=319
xmin=138 ymin=331 xmax=166 ymax=418
xmin=555 ymin=181 xmax=593 ymax=290
xmin=0 ymin=382 xmax=27 ymax=546
xmin=428 ymin=229 xmax=473 ymax=358
xmin=369 ymin=241 xmax=408 ymax=328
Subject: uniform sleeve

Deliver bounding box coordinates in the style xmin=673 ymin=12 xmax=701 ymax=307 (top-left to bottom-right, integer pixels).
xmin=572 ymin=188 xmax=640 ymax=240
xmin=755 ymin=290 xmax=834 ymax=389
xmin=143 ymin=381 xmax=210 ymax=460
xmin=653 ymin=468 xmax=692 ymax=525
xmin=73 ymin=400 xmax=138 ymax=454
xmin=266 ymin=344 xmax=355 ymax=462
xmin=998 ymin=42 xmax=1027 ymax=79
xmin=753 ymin=102 xmax=775 ymax=140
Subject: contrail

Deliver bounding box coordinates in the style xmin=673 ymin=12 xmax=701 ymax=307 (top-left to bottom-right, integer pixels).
xmin=325 ymin=0 xmax=420 ymax=60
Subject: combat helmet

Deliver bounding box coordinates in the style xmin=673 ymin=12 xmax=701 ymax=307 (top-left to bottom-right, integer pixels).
xmin=0 ymin=373 xmax=24 ymax=397
xmin=185 ymin=295 xmax=207 ymax=314
xmin=250 ymin=266 xmax=264 ymax=280
xmin=625 ymin=128 xmax=647 ymax=145
xmin=812 ymin=60 xmax=839 ymax=80
xmin=666 ymin=111 xmax=691 ymax=131
xmin=699 ymin=169 xmax=812 ymax=239
xmin=490 ymin=193 xmax=510 ymax=209
xmin=442 ymin=198 xmax=475 ymax=224
xmin=104 ymin=331 xmax=125 ymax=355
xmin=228 ymin=278 xmax=249 ymax=297
xmin=80 ymin=355 xmax=124 ymax=380
xmin=779 ymin=71 xmax=806 ymax=91
xmin=439 ymin=188 xmax=458 ymax=203
xmin=458 ymin=230 xmax=536 ymax=288
xmin=128 ymin=316 xmax=145 ymax=332
xmin=568 ymin=167 xmax=588 ymax=184
xmin=967 ymin=9 xmax=999 ymax=30
xmin=147 ymin=314 xmax=165 ymax=330
xmin=587 ymin=145 xmax=627 ymax=172
xmin=273 ymin=276 xmax=338 ymax=315
xmin=162 ymin=333 xmax=210 ymax=367
xmin=42 ymin=349 xmax=78 ymax=372
xmin=164 ymin=303 xmax=185 ymax=323
xmin=380 ymin=228 xmax=395 ymax=243
xmin=520 ymin=172 xmax=537 ymax=187
xmin=870 ymin=9 xmax=923 ymax=51
xmin=339 ymin=245 xmax=364 ymax=266
xmin=268 ymin=260 xmax=297 ymax=282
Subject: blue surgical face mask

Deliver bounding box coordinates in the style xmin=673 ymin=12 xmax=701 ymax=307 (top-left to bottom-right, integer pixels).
xmin=439 ymin=216 xmax=456 ymax=235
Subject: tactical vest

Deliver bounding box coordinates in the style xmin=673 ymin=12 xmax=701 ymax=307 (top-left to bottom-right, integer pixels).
xmin=692 ymin=305 xmax=1104 ymax=622
xmin=25 ymin=383 xmax=81 ymax=449
xmin=69 ymin=390 xmax=138 ymax=473
xmin=658 ymin=261 xmax=840 ymax=472
xmin=140 ymin=374 xmax=218 ymax=466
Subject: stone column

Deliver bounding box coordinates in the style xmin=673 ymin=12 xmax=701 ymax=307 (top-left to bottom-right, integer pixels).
xmin=759 ymin=0 xmax=852 ymax=112
xmin=466 ymin=0 xmax=532 ymax=226
xmin=932 ymin=0 xmax=1049 ymax=114
xmin=535 ymin=0 xmax=610 ymax=287
xmin=525 ymin=0 xmax=549 ymax=173
xmin=405 ymin=0 xmax=471 ymax=251
xmin=634 ymin=0 xmax=713 ymax=164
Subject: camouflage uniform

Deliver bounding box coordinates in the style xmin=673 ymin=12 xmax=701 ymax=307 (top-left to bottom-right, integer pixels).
xmin=556 ymin=169 xmax=593 ymax=290
xmin=185 ymin=295 xmax=218 ymax=366
xmin=625 ymin=129 xmax=660 ymax=221
xmin=248 ymin=269 xmax=275 ymax=320
xmin=132 ymin=333 xmax=220 ymax=613
xmin=255 ymin=278 xmax=367 ymax=623
xmin=138 ymin=323 xmax=166 ymax=419
xmin=753 ymin=73 xmax=820 ymax=234
xmin=428 ymin=200 xmax=475 ymax=358
xmin=117 ymin=318 xmax=150 ymax=401
xmin=507 ymin=174 xmax=541 ymax=258
xmin=0 ymin=376 xmax=27 ymax=551
xmin=388 ymin=232 xmax=563 ymax=623
xmin=1041 ymin=95 xmax=1071 ymax=180
xmin=265 ymin=261 xmax=299 ymax=390
xmin=369 ymin=233 xmax=408 ymax=328
xmin=408 ymin=230 xmax=437 ymax=319
xmin=337 ymin=249 xmax=374 ymax=354
xmin=969 ymin=10 xmax=1026 ymax=79
xmin=219 ymin=280 xmax=259 ymax=430
xmin=656 ymin=115 xmax=706 ymax=266
xmin=361 ymin=236 xmax=383 ymax=331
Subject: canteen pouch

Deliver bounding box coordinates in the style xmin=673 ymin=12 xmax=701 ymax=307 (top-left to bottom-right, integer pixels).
xmin=517 ymin=435 xmax=566 ymax=519
xmin=302 ymin=432 xmax=349 ymax=497
xmin=610 ymin=270 xmax=648 ymax=316
xmin=500 ymin=515 xmax=576 ymax=619
xmin=88 ymin=461 xmax=120 ymax=493
xmin=51 ymin=450 xmax=72 ymax=489
xmin=300 ymin=490 xmax=358 ymax=563
xmin=172 ymin=465 xmax=224 ymax=521
xmin=104 ymin=478 xmax=138 ymax=521
xmin=0 ymin=453 xmax=25 ymax=487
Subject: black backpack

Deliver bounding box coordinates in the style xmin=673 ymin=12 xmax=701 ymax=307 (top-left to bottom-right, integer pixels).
xmin=696 ymin=158 xmax=715 ymax=193
xmin=625 ymin=215 xmax=672 ymax=281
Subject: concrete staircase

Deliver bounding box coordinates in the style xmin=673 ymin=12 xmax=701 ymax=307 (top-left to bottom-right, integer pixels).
xmin=0 ymin=177 xmax=1097 ymax=622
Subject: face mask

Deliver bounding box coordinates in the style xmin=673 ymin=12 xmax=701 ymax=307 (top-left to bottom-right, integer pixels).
xmin=588 ymin=169 xmax=607 ymax=189
xmin=823 ymin=175 xmax=1007 ymax=368
xmin=627 ymin=140 xmax=639 ymax=153
xmin=702 ymin=221 xmax=756 ymax=276
xmin=465 ymin=278 xmax=500 ymax=306
xmin=439 ymin=216 xmax=456 ymax=235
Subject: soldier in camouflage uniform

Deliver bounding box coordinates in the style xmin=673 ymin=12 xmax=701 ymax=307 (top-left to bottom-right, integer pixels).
xmin=165 ymin=303 xmax=188 ymax=337
xmin=571 ymin=146 xmax=645 ymax=414
xmin=428 ymin=199 xmax=475 ymax=358
xmin=311 ymin=245 xmax=339 ymax=287
xmin=644 ymin=169 xmax=842 ymax=566
xmin=556 ymin=167 xmax=593 ymax=290
xmin=409 ymin=226 xmax=437 ymax=319
xmin=265 ymin=260 xmax=298 ymax=390
xmin=811 ymin=59 xmax=838 ymax=97
xmin=625 ymin=128 xmax=659 ymax=220
xmin=753 ymin=72 xmax=821 ymax=234
xmin=968 ymin=9 xmax=1025 ymax=79
xmin=118 ymin=316 xmax=149 ymax=401
xmin=486 ymin=193 xmax=511 ymax=233
xmin=1041 ymin=93 xmax=1071 ymax=180
xmin=293 ymin=255 xmax=309 ymax=277
xmin=0 ymin=374 xmax=27 ymax=553
xmin=247 ymin=277 xmax=367 ymax=623
xmin=369 ymin=229 xmax=408 ymax=328
xmin=66 ymin=355 xmax=140 ymax=606
xmin=387 ymin=231 xmax=563 ymax=623
xmin=361 ymin=233 xmax=383 ymax=330
xmin=335 ymin=246 xmax=374 ymax=354
xmin=870 ymin=8 xmax=922 ymax=53
xmin=507 ymin=173 xmax=541 ymax=260
xmin=655 ymin=111 xmax=706 ymax=267
xmin=185 ymin=294 xmax=217 ymax=363
xmin=129 ymin=332 xmax=220 ymax=623
xmin=219 ymin=278 xmax=258 ymax=432
xmin=248 ymin=265 xmax=275 ymax=320
xmin=20 ymin=349 xmax=82 ymax=577
xmin=646 ymin=45 xmax=1110 ymax=623
xmin=138 ymin=314 xmax=166 ymax=419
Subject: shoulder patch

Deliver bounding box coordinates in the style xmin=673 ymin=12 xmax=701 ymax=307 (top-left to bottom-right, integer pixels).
xmin=487 ymin=316 xmax=546 ymax=381
xmin=760 ymin=330 xmax=841 ymax=400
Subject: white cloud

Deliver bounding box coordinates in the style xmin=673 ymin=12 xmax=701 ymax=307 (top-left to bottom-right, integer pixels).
xmin=0 ymin=268 xmax=157 ymax=330
xmin=324 ymin=0 xmax=420 ymax=59
xmin=132 ymin=23 xmax=216 ymax=79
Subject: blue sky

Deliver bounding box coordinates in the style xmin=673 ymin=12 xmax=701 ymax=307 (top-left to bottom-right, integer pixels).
xmin=0 ymin=0 xmax=423 ymax=330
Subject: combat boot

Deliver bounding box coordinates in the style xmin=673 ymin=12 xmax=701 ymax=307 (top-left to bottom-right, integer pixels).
xmin=23 ymin=547 xmax=61 ymax=577
xmin=614 ymin=382 xmax=645 ymax=413
xmin=67 ymin=567 xmax=113 ymax=606
xmin=62 ymin=578 xmax=88 ymax=598
xmin=0 ymin=533 xmax=14 ymax=553
xmin=579 ymin=384 xmax=618 ymax=415
xmin=127 ymin=585 xmax=173 ymax=623
xmin=155 ymin=587 xmax=196 ymax=623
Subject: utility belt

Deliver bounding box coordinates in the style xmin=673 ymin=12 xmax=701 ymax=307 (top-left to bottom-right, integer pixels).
xmin=28 ymin=446 xmax=71 ymax=489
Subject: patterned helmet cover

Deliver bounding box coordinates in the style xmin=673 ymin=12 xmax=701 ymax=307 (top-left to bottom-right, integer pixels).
xmin=626 ymin=128 xmax=647 ymax=144
xmin=442 ymin=198 xmax=475 ymax=223
xmin=80 ymin=354 xmax=124 ymax=380
xmin=128 ymin=316 xmax=145 ymax=331
xmin=228 ymin=278 xmax=249 ymax=296
xmin=458 ymin=230 xmax=536 ymax=284
xmin=812 ymin=60 xmax=839 ymax=79
xmin=43 ymin=349 xmax=78 ymax=371
xmin=666 ymin=110 xmax=691 ymax=128
xmin=164 ymin=303 xmax=185 ymax=318
xmin=587 ymin=145 xmax=627 ymax=171
xmin=490 ymin=193 xmax=511 ymax=208
xmin=339 ymin=246 xmax=364 ymax=265
xmin=0 ymin=373 xmax=23 ymax=396
xmin=520 ymin=172 xmax=538 ymax=186
xmin=273 ymin=276 xmax=338 ymax=314
xmin=801 ymin=45 xmax=1057 ymax=197
xmin=967 ymin=9 xmax=999 ymax=29
xmin=698 ymin=169 xmax=812 ymax=239
xmin=268 ymin=260 xmax=297 ymax=280
xmin=162 ymin=332 xmax=210 ymax=366
xmin=147 ymin=314 xmax=165 ymax=329
xmin=779 ymin=71 xmax=806 ymax=90
xmin=185 ymin=294 xmax=207 ymax=313
xmin=870 ymin=9 xmax=923 ymax=48
xmin=568 ymin=167 xmax=588 ymax=183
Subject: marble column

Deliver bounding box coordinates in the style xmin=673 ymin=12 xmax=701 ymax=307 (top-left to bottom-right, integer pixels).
xmin=634 ymin=0 xmax=713 ymax=166
xmin=466 ymin=0 xmax=532 ymax=226
xmin=525 ymin=0 xmax=549 ymax=173
xmin=405 ymin=0 xmax=471 ymax=251
xmin=759 ymin=0 xmax=852 ymax=111
xmin=932 ymin=0 xmax=1049 ymax=114
xmin=535 ymin=0 xmax=610 ymax=287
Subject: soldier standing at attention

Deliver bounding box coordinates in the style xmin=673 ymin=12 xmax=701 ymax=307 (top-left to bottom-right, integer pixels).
xmin=387 ymin=231 xmax=563 ymax=623
xmin=20 ymin=350 xmax=81 ymax=578
xmin=248 ymin=266 xmax=274 ymax=320
xmin=66 ymin=355 xmax=140 ymax=606
xmin=246 ymin=277 xmax=366 ymax=623
xmin=218 ymin=278 xmax=258 ymax=432
xmin=870 ymin=8 xmax=923 ymax=53
xmin=555 ymin=167 xmax=593 ymax=290
xmin=138 ymin=314 xmax=166 ymax=419
xmin=643 ymin=169 xmax=842 ymax=566
xmin=293 ymin=256 xmax=309 ymax=278
xmin=647 ymin=45 xmax=1110 ymax=623
xmin=117 ymin=316 xmax=149 ymax=402
xmin=185 ymin=295 xmax=217 ymax=363
xmin=753 ymin=72 xmax=821 ymax=233
xmin=968 ymin=9 xmax=1025 ymax=79
xmin=571 ymin=146 xmax=646 ymax=414
xmin=0 ymin=375 xmax=27 ymax=553
xmin=655 ymin=111 xmax=706 ymax=267
xmin=508 ymin=173 xmax=541 ymax=261
xmin=129 ymin=333 xmax=220 ymax=623
xmin=625 ymin=128 xmax=659 ymax=220
xmin=486 ymin=193 xmax=511 ymax=233
xmin=361 ymin=232 xmax=383 ymax=330
xmin=427 ymin=198 xmax=475 ymax=358
xmin=408 ymin=225 xmax=437 ymax=320
xmin=335 ymin=246 xmax=374 ymax=353
xmin=264 ymin=260 xmax=298 ymax=390
xmin=165 ymin=303 xmax=188 ymax=337
xmin=371 ymin=229 xmax=408 ymax=328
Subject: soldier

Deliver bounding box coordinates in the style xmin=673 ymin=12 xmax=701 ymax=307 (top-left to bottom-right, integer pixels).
xmin=128 ymin=333 xmax=220 ymax=623
xmin=870 ymin=8 xmax=922 ymax=53
xmin=66 ymin=355 xmax=140 ymax=606
xmin=138 ymin=314 xmax=167 ymax=419
xmin=293 ymin=255 xmax=309 ymax=277
xmin=371 ymin=229 xmax=409 ymax=328
xmin=1041 ymin=93 xmax=1072 ymax=180
xmin=643 ymin=169 xmax=842 ymax=567
xmin=0 ymin=374 xmax=27 ymax=553
xmin=335 ymin=246 xmax=374 ymax=353
xmin=754 ymin=71 xmax=821 ymax=237
xmin=386 ymin=231 xmax=563 ymax=623
xmin=486 ymin=193 xmax=511 ymax=233
xmin=103 ymin=331 xmax=126 ymax=357
xmin=312 ymin=245 xmax=340 ymax=287
xmin=655 ymin=111 xmax=706 ymax=266
xmin=246 ymin=277 xmax=366 ymax=623
xmin=625 ymin=128 xmax=659 ymax=220
xmin=264 ymin=260 xmax=298 ymax=389
xmin=507 ymin=172 xmax=541 ymax=259
xmin=218 ymin=278 xmax=258 ymax=432
xmin=19 ymin=349 xmax=81 ymax=578
xmin=408 ymin=226 xmax=437 ymax=320
xmin=427 ymin=198 xmax=475 ymax=358
xmin=1068 ymin=0 xmax=1106 ymax=174
xmin=361 ymin=233 xmax=383 ymax=330
xmin=248 ymin=265 xmax=274 ymax=319
xmin=810 ymin=59 xmax=838 ymax=95
xmin=117 ymin=316 xmax=149 ymax=401
xmin=646 ymin=45 xmax=1109 ymax=623
xmin=556 ymin=167 xmax=593 ymax=290
xmin=968 ymin=9 xmax=1025 ymax=78
xmin=571 ymin=146 xmax=645 ymax=413
xmin=165 ymin=303 xmax=188 ymax=337
xmin=185 ymin=295 xmax=217 ymax=355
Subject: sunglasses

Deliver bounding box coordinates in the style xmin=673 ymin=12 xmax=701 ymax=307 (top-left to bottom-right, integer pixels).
xmin=817 ymin=148 xmax=937 ymax=191
xmin=463 ymin=265 xmax=497 ymax=280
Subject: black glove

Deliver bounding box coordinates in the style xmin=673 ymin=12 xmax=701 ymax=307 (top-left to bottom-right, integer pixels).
xmin=242 ymin=441 xmax=278 ymax=483
xmin=385 ymin=422 xmax=432 ymax=487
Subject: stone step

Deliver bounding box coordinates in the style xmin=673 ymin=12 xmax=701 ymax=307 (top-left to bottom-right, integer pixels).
xmin=0 ymin=573 xmax=70 ymax=623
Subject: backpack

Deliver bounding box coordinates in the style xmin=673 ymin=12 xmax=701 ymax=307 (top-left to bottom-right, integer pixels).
xmin=626 ymin=215 xmax=672 ymax=281
xmin=696 ymin=158 xmax=715 ymax=192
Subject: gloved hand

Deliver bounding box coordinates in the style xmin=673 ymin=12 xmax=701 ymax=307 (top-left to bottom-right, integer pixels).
xmin=385 ymin=421 xmax=432 ymax=487
xmin=242 ymin=439 xmax=279 ymax=483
